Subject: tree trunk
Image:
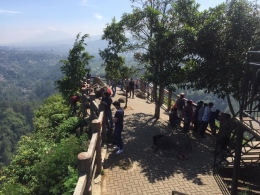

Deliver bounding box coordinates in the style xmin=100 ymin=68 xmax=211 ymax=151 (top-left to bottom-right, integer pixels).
xmin=125 ymin=88 xmax=128 ymax=109
xmin=226 ymin=93 xmax=235 ymax=117
xmin=153 ymin=83 xmax=159 ymax=119
xmin=154 ymin=85 xmax=164 ymax=119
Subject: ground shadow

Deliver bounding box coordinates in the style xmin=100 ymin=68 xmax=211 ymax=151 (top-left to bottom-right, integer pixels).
xmin=103 ymin=111 xmax=218 ymax=186
xmin=217 ymin=167 xmax=260 ymax=194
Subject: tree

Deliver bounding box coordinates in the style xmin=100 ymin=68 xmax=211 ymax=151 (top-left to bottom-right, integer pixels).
xmin=119 ymin=0 xmax=199 ymax=118
xmin=56 ymin=33 xmax=93 ymax=102
xmin=185 ymin=0 xmax=260 ymax=116
xmin=99 ymin=18 xmax=135 ymax=108
xmin=0 ymin=94 xmax=88 ymax=195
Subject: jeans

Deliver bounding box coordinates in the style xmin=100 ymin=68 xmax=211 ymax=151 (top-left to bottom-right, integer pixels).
xmin=120 ymin=82 xmax=124 ymax=91
xmin=129 ymin=88 xmax=134 ymax=98
xmin=114 ymin=125 xmax=123 ymax=150
xmin=200 ymin=121 xmax=208 ymax=136
xmin=105 ymin=109 xmax=113 ymax=129
xmin=111 ymin=84 xmax=116 ymax=97
xmin=210 ymin=122 xmax=216 ymax=135
xmin=177 ymin=110 xmax=183 ymax=118
xmin=72 ymin=104 xmax=77 ymax=115
xmin=193 ymin=119 xmax=198 ymax=132
xmin=183 ymin=116 xmax=192 ymax=133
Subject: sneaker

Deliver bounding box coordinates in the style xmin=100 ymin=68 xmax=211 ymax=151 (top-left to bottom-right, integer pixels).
xmin=113 ymin=146 xmax=119 ymax=150
xmin=116 ymin=149 xmax=123 ymax=154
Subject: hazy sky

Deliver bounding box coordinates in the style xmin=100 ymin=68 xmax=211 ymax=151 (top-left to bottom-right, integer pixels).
xmin=0 ymin=0 xmax=225 ymax=44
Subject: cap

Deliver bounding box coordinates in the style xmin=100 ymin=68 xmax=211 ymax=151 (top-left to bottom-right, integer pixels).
xmin=180 ymin=93 xmax=185 ymax=96
xmin=113 ymin=101 xmax=120 ymax=107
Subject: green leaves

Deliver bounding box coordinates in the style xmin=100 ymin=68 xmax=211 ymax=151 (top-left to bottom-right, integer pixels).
xmin=0 ymin=94 xmax=89 ymax=194
xmin=99 ymin=18 xmax=134 ymax=81
xmin=55 ymin=33 xmax=93 ymax=102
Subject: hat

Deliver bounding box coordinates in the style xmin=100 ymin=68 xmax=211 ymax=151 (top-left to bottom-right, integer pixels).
xmin=180 ymin=93 xmax=185 ymax=96
xmin=113 ymin=101 xmax=120 ymax=107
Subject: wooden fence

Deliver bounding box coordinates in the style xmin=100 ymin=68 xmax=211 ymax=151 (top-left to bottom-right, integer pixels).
xmin=139 ymin=79 xmax=194 ymax=110
xmin=73 ymin=92 xmax=106 ymax=195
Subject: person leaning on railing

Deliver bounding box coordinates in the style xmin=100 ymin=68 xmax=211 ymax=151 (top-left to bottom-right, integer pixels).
xmin=200 ymin=102 xmax=214 ymax=138
xmin=176 ymin=93 xmax=185 ymax=118
xmin=183 ymin=100 xmax=194 ymax=134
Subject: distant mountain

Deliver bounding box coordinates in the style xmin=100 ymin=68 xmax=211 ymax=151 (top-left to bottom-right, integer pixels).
xmin=6 ymin=31 xmax=106 ymax=54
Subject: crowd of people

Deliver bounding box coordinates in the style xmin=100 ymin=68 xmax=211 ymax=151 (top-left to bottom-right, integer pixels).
xmin=68 ymin=77 xmax=126 ymax=154
xmin=119 ymin=78 xmax=139 ymax=98
xmin=169 ymin=93 xmax=221 ymax=138
xmin=71 ymin=76 xmax=237 ymax=158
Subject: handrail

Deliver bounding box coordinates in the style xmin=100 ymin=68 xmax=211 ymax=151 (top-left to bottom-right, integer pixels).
xmin=74 ymin=107 xmax=105 ymax=195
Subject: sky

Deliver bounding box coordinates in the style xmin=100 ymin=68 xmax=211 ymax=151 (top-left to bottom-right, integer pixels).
xmin=0 ymin=0 xmax=225 ymax=45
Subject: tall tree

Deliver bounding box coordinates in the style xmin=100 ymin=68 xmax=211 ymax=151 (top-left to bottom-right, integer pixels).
xmin=99 ymin=18 xmax=135 ymax=108
xmin=56 ymin=33 xmax=93 ymax=102
xmin=186 ymin=0 xmax=260 ymax=116
xmin=120 ymin=0 xmax=199 ymax=119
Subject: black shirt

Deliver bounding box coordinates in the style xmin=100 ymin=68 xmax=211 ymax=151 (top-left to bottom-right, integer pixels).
xmin=129 ymin=81 xmax=135 ymax=89
xmin=101 ymin=97 xmax=112 ymax=110
xmin=115 ymin=108 xmax=124 ymax=127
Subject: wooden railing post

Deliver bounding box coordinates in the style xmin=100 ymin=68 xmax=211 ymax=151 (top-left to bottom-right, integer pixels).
xmin=168 ymin=91 xmax=172 ymax=111
xmin=76 ymin=152 xmax=92 ymax=195
xmin=89 ymin=93 xmax=96 ymax=121
xmin=92 ymin=119 xmax=102 ymax=175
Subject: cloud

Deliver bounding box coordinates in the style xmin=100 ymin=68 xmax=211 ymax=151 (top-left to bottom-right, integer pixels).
xmin=94 ymin=13 xmax=103 ymax=20
xmin=0 ymin=9 xmax=22 ymax=14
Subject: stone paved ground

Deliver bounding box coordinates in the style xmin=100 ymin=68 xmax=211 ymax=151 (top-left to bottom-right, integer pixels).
xmin=101 ymin=88 xmax=226 ymax=195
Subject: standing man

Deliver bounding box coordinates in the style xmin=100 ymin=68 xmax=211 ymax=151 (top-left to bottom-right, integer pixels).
xmin=183 ymin=100 xmax=193 ymax=134
xmin=200 ymin=102 xmax=214 ymax=138
xmin=176 ymin=93 xmax=185 ymax=118
xmin=135 ymin=78 xmax=139 ymax=89
xmin=193 ymin=101 xmax=203 ymax=133
xmin=129 ymin=78 xmax=135 ymax=98
xmin=113 ymin=101 xmax=124 ymax=154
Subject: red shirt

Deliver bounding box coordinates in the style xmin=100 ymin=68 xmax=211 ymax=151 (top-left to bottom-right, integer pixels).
xmin=107 ymin=88 xmax=112 ymax=96
xmin=71 ymin=96 xmax=80 ymax=105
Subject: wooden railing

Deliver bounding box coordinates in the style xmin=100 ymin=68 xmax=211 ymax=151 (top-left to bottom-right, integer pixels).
xmin=139 ymin=79 xmax=196 ymax=111
xmin=73 ymin=93 xmax=106 ymax=195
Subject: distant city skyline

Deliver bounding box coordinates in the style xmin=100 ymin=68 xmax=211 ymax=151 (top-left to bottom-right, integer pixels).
xmin=0 ymin=0 xmax=225 ymax=45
